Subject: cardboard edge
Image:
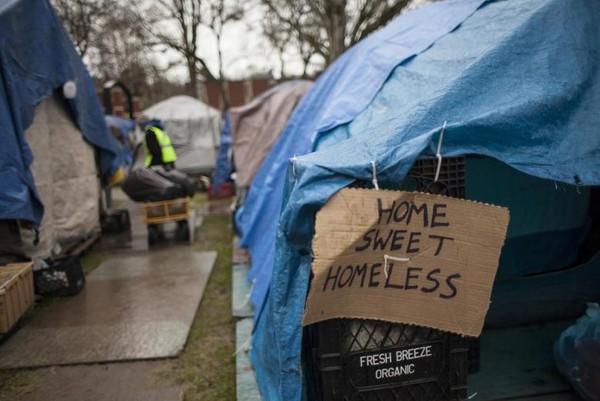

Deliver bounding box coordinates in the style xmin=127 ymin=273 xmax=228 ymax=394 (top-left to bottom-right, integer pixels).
xmin=305 ymin=188 xmax=511 ymax=338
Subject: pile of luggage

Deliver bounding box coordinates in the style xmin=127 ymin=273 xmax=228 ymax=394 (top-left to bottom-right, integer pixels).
xmin=122 ymin=167 xmax=195 ymax=202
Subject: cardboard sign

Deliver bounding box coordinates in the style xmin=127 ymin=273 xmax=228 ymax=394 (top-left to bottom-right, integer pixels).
xmin=303 ymin=188 xmax=510 ymax=337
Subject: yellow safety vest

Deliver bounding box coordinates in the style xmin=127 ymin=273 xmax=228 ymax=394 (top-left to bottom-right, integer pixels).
xmin=143 ymin=126 xmax=177 ymax=167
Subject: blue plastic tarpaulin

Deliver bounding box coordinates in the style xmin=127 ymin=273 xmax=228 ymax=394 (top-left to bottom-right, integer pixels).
xmin=0 ymin=0 xmax=122 ymax=226
xmin=211 ymin=112 xmax=233 ymax=195
xmin=105 ymin=115 xmax=135 ymax=164
xmin=236 ymin=0 xmax=486 ymax=323
xmin=244 ymin=0 xmax=600 ymax=399
xmin=105 ymin=115 xmax=134 ymax=140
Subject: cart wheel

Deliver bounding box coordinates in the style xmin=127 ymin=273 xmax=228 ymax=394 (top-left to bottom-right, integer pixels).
xmin=148 ymin=224 xmax=159 ymax=245
xmin=176 ymin=219 xmax=190 ymax=242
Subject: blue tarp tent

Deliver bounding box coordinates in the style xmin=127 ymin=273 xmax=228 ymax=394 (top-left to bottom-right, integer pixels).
xmin=0 ymin=0 xmax=122 ymax=227
xmin=236 ymin=0 xmax=486 ymax=322
xmin=239 ymin=0 xmax=600 ymax=399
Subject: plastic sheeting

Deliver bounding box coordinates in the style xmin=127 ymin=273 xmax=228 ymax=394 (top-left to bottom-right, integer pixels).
xmin=244 ymin=0 xmax=600 ymax=399
xmin=236 ymin=0 xmax=485 ymax=323
xmin=555 ymin=304 xmax=600 ymax=401
xmin=21 ymin=94 xmax=100 ymax=258
xmin=230 ymin=80 xmax=313 ymax=188
xmin=140 ymin=96 xmax=222 ymax=176
xmin=0 ymin=0 xmax=122 ymax=227
xmin=211 ymin=112 xmax=233 ymax=194
xmin=105 ymin=115 xmax=135 ymax=164
xmin=105 ymin=115 xmax=134 ymax=140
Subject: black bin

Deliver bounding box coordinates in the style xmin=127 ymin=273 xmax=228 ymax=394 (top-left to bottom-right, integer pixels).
xmin=304 ymin=319 xmax=468 ymax=401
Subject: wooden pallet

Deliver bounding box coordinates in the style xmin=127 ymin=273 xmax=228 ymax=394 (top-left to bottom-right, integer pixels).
xmin=0 ymin=263 xmax=34 ymax=334
xmin=59 ymin=234 xmax=101 ymax=258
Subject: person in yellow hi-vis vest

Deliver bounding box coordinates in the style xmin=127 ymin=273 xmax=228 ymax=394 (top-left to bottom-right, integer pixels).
xmin=140 ymin=118 xmax=177 ymax=170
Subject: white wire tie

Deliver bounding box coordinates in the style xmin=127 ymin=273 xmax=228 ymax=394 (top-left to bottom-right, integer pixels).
xmin=434 ymin=121 xmax=447 ymax=183
xmin=383 ymin=255 xmax=411 ymax=279
xmin=291 ymin=155 xmax=298 ymax=178
xmin=371 ymin=161 xmax=380 ymax=190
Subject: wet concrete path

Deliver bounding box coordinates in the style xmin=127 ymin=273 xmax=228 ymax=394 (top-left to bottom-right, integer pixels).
xmin=0 ymin=250 xmax=216 ymax=368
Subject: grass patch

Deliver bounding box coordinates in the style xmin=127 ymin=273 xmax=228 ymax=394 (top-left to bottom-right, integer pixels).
xmin=80 ymin=251 xmax=108 ymax=276
xmin=0 ymin=370 xmax=37 ymax=401
xmin=165 ymin=212 xmax=236 ymax=401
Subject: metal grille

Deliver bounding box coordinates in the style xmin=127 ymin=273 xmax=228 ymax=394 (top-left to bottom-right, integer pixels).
xmin=341 ymin=320 xmax=444 ymax=352
xmin=407 ymin=157 xmax=466 ymax=199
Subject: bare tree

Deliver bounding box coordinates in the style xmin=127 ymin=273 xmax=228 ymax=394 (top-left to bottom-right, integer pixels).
xmin=91 ymin=7 xmax=153 ymax=90
xmin=51 ymin=0 xmax=119 ymax=57
xmin=52 ymin=0 xmax=159 ymax=99
xmin=204 ymin=0 xmax=244 ymax=108
xmin=263 ymin=12 xmax=290 ymax=78
xmin=148 ymin=0 xmax=243 ymax=108
xmin=148 ymin=0 xmax=205 ymax=97
xmin=262 ymin=0 xmax=414 ymax=68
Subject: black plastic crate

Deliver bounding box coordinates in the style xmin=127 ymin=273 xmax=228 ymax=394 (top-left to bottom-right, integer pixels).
xmin=33 ymin=256 xmax=85 ymax=296
xmin=466 ymin=338 xmax=480 ymax=374
xmin=304 ymin=319 xmax=468 ymax=401
xmin=409 ymin=156 xmax=481 ymax=374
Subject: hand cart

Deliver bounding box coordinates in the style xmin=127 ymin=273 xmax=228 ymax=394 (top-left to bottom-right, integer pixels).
xmin=140 ymin=197 xmax=194 ymax=245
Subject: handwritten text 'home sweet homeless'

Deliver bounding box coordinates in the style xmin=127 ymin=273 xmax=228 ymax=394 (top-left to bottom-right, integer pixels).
xmin=321 ymin=198 xmax=460 ymax=299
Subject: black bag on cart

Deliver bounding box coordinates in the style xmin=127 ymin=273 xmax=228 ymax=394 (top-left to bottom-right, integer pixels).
xmin=152 ymin=167 xmax=195 ymax=197
xmin=121 ymin=168 xmax=184 ymax=202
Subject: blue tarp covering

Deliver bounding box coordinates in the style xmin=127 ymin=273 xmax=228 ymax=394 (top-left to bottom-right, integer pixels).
xmin=105 ymin=115 xmax=134 ymax=140
xmin=0 ymin=0 xmax=122 ymax=226
xmin=242 ymin=0 xmax=600 ymax=399
xmin=105 ymin=115 xmax=134 ymax=164
xmin=211 ymin=112 xmax=233 ymax=194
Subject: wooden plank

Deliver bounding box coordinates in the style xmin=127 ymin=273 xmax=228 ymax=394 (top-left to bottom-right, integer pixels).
xmin=236 ymin=318 xmax=261 ymax=401
xmin=232 ymin=264 xmax=254 ymax=318
xmin=0 ymin=263 xmax=34 ymax=334
xmin=65 ymin=234 xmax=100 ymax=257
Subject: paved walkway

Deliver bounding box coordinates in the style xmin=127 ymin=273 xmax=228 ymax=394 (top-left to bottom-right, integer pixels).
xmin=0 ymin=192 xmax=226 ymax=401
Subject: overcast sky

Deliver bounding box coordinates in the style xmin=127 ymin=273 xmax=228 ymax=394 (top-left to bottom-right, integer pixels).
xmin=157 ymin=0 xmax=430 ymax=83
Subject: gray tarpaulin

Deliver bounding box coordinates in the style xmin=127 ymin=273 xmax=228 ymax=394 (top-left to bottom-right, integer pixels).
xmin=230 ymin=81 xmax=312 ymax=188
xmin=21 ymin=95 xmax=100 ymax=258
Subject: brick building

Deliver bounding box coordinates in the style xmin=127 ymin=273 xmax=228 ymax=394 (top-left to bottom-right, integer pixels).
xmin=200 ymin=78 xmax=276 ymax=110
